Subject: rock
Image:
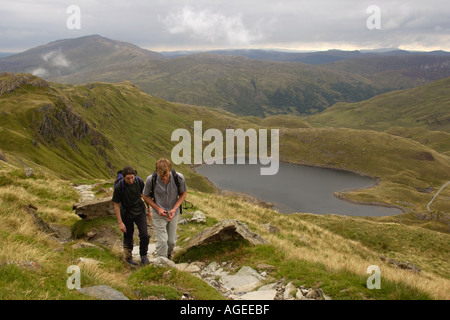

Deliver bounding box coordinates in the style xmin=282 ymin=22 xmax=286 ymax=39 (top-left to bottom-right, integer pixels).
xmin=77 ymin=285 xmax=129 ymax=300
xmin=73 ymin=185 xmax=95 ymax=202
xmin=258 ymin=283 xmax=278 ymax=291
xmin=71 ymin=242 xmax=104 ymax=250
xmin=24 ymin=167 xmax=35 ymax=177
xmin=149 ymin=256 xmax=176 ymax=268
xmin=0 ymin=72 xmax=49 ymax=96
xmin=23 ymin=204 xmax=54 ymax=235
xmin=184 ymin=263 xmax=202 ymax=273
xmin=0 ymin=152 xmax=7 ymax=162
xmin=73 ymin=197 xmax=114 ymax=220
xmin=262 ymin=223 xmax=280 ymax=234
xmin=256 ymin=263 xmax=276 ymax=272
xmin=190 ymin=211 xmax=206 ymax=223
xmin=306 ymin=289 xmax=320 ymax=299
xmin=235 ymin=266 xmax=265 ymax=280
xmin=201 ymin=261 xmax=229 ymax=277
xmin=237 ymin=290 xmax=278 ymax=300
xmin=295 ymin=289 xmax=305 ymax=300
xmin=175 ymin=263 xmax=190 ymax=271
xmin=220 ymin=274 xmax=262 ymax=293
xmin=182 ymin=219 xmax=268 ymax=253
xmin=49 ymin=223 xmax=72 ymax=243
xmin=379 ymin=255 xmax=421 ymax=273
xmin=283 ymin=281 xmax=296 ymax=300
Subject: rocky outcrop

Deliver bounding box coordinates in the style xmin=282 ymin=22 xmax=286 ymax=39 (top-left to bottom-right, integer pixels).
xmin=0 ymin=72 xmax=49 ymax=96
xmin=379 ymin=255 xmax=421 ymax=273
xmin=34 ymin=103 xmax=112 ymax=152
xmin=173 ymin=260 xmax=331 ymax=300
xmin=182 ymin=219 xmax=268 ymax=252
xmin=24 ymin=204 xmax=72 ymax=242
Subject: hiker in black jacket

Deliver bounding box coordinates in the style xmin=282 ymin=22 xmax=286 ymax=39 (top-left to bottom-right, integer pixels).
xmin=112 ymin=166 xmax=150 ymax=266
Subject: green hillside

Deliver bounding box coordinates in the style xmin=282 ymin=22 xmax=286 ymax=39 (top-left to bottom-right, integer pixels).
xmin=307 ymin=77 xmax=450 ymax=154
xmin=4 ymin=35 xmax=442 ymax=118
xmin=0 ymin=72 xmax=247 ymax=191
xmin=1 ymin=72 xmax=449 ymax=221
xmin=51 ymin=52 xmax=384 ymax=117
xmin=1 ymin=72 xmax=450 ymax=300
xmin=1 ymin=161 xmax=449 ymax=300
xmin=323 ymin=54 xmax=450 ymax=87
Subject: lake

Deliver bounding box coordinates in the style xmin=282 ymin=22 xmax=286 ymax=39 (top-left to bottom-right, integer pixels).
xmin=195 ymin=161 xmax=402 ymax=216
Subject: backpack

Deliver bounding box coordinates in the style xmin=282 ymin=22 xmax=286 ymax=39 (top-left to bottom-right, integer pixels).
xmin=149 ymin=168 xmax=184 ymax=214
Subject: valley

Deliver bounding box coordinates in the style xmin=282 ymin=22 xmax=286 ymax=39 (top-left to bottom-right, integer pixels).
xmin=0 ymin=35 xmax=449 ymax=301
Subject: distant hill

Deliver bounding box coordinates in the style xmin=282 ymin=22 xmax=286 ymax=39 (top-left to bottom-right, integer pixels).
xmin=2 ymin=35 xmax=449 ymax=117
xmin=323 ymin=54 xmax=450 ymax=88
xmin=161 ymin=48 xmax=450 ymax=65
xmin=307 ymin=77 xmax=450 ymax=154
xmin=1 ymin=72 xmax=449 ymax=205
xmin=0 ymin=35 xmax=164 ymax=79
xmin=307 ymin=77 xmax=450 ymax=132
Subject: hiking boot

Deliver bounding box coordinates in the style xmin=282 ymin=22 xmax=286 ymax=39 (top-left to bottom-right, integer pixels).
xmin=125 ymin=256 xmax=138 ymax=266
xmin=141 ymin=255 xmax=150 ymax=266
xmin=124 ymin=249 xmax=138 ymax=266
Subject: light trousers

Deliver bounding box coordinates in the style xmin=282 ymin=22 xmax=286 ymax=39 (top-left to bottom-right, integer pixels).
xmin=152 ymin=209 xmax=179 ymax=258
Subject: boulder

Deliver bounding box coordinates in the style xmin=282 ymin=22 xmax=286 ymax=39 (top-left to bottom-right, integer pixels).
xmin=190 ymin=210 xmax=207 ymax=223
xmin=73 ymin=197 xmax=114 ymax=220
xmin=220 ymin=274 xmax=262 ymax=293
xmin=149 ymin=256 xmax=176 ymax=268
xmin=183 ymin=219 xmax=268 ymax=252
xmin=77 ymin=285 xmax=129 ymax=300
xmin=237 ymin=290 xmax=278 ymax=300
xmin=236 ymin=266 xmax=265 ymax=280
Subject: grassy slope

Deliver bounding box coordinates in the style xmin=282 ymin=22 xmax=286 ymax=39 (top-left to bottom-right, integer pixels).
xmin=1 ymin=73 xmax=449 ymax=299
xmin=0 ymin=162 xmax=448 ymax=300
xmin=51 ymin=53 xmax=385 ymax=117
xmin=0 ymin=73 xmax=247 ymax=191
xmin=307 ymin=77 xmax=450 ymax=154
xmin=307 ymin=77 xmax=450 ymax=131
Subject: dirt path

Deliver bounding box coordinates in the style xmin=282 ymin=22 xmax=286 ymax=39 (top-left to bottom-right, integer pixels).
xmin=427 ymin=181 xmax=450 ymax=212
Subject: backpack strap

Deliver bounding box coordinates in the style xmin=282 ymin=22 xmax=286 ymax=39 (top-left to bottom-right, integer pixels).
xmin=150 ymin=169 xmax=184 ymax=214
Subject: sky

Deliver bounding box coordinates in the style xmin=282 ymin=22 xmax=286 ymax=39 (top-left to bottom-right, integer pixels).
xmin=0 ymin=0 xmax=449 ymax=53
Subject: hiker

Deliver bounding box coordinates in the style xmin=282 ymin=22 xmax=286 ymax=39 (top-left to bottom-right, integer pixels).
xmin=112 ymin=166 xmax=150 ymax=266
xmin=142 ymin=158 xmax=187 ymax=259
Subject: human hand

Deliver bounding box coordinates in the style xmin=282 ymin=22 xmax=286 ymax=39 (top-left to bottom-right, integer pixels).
xmin=119 ymin=222 xmax=127 ymax=233
xmin=157 ymin=207 xmax=168 ymax=217
xmin=167 ymin=209 xmax=176 ymax=221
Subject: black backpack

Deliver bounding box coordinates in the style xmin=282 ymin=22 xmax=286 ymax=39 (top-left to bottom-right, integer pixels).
xmin=149 ymin=168 xmax=184 ymax=214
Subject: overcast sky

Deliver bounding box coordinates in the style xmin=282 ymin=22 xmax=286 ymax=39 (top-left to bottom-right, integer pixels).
xmin=1 ymin=0 xmax=449 ymax=52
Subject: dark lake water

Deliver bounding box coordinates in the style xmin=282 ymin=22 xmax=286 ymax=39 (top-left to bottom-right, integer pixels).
xmin=196 ymin=161 xmax=402 ymax=216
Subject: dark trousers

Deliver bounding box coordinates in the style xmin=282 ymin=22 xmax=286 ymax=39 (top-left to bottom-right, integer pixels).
xmin=122 ymin=213 xmax=150 ymax=257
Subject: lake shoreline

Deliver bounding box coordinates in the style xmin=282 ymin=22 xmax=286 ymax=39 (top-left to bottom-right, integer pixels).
xmin=190 ymin=160 xmax=405 ymax=216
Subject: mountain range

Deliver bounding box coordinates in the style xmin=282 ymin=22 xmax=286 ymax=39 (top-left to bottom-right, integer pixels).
xmin=1 ymin=35 xmax=449 ymax=117
xmin=1 ymin=53 xmax=449 ymax=300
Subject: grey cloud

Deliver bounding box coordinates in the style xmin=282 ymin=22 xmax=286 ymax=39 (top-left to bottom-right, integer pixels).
xmin=0 ymin=0 xmax=449 ymax=52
